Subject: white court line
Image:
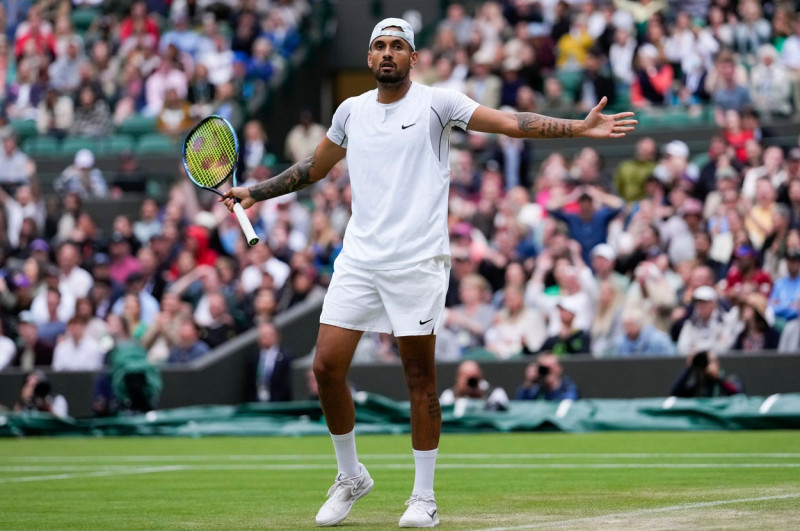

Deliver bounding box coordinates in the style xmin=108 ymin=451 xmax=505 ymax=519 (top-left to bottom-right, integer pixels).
xmin=5 ymin=452 xmax=800 ymax=463
xmin=471 ymin=492 xmax=800 ymax=531
xmin=0 ymin=465 xmax=188 ymax=484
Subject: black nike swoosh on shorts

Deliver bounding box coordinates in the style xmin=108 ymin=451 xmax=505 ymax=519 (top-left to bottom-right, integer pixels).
xmin=419 ymin=318 xmax=434 ymax=325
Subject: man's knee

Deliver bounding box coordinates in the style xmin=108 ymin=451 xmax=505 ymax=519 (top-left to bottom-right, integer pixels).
xmin=312 ymin=352 xmax=348 ymax=385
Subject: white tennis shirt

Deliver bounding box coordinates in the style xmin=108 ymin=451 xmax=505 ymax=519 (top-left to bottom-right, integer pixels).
xmin=327 ymin=82 xmax=479 ymax=269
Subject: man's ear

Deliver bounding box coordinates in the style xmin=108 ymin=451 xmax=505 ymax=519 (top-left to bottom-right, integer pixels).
xmin=410 ymin=50 xmax=419 ymax=69
xmin=367 ymin=51 xmax=373 ymax=68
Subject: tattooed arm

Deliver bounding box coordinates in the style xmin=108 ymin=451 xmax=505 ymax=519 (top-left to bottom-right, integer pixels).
xmin=222 ymin=137 xmax=346 ymax=210
xmin=467 ymin=96 xmax=636 ymax=140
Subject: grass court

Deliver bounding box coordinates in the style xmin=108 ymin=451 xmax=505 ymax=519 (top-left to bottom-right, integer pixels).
xmin=2 ymin=431 xmax=799 ymax=529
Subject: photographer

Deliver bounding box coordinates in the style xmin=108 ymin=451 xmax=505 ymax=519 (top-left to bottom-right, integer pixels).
xmin=670 ymin=351 xmax=743 ymax=398
xmin=14 ymin=370 xmax=69 ymax=418
xmin=515 ymin=354 xmax=580 ymax=401
xmin=439 ymin=360 xmax=509 ymax=410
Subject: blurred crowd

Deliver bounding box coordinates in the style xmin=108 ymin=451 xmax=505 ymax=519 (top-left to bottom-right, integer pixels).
xmin=3 ymin=0 xmax=800 ymax=399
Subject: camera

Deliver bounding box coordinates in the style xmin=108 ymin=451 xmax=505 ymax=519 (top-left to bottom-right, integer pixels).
xmin=537 ymin=365 xmax=550 ymax=377
xmin=467 ymin=377 xmax=480 ymax=389
xmin=692 ymin=351 xmax=709 ymax=370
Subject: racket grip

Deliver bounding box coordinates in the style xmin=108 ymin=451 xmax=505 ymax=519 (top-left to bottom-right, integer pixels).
xmin=233 ymin=202 xmax=260 ymax=246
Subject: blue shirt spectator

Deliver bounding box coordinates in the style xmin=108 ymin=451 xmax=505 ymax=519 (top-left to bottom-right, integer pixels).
xmin=515 ymin=355 xmax=580 ymax=401
xmin=615 ymin=311 xmax=676 ymax=357
xmin=768 ymin=251 xmax=800 ymax=325
xmin=168 ymin=319 xmax=211 ymax=364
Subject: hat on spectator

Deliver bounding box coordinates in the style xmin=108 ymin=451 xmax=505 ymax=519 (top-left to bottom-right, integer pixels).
xmin=369 ymin=17 xmax=415 ymax=50
xmin=681 ymin=198 xmax=703 ymax=217
xmin=637 ymin=43 xmax=659 ymax=60
xmin=18 ymin=310 xmax=36 ymax=324
xmin=734 ymin=244 xmax=758 ymax=258
xmin=74 ymin=148 xmax=95 ymax=169
xmin=92 ymin=252 xmax=111 ymax=266
xmin=12 ymin=272 xmax=31 ymax=289
xmin=663 ymin=140 xmax=689 ymax=159
xmin=787 ymin=148 xmax=800 ymax=162
xmin=693 ymin=285 xmax=717 ymax=302
xmin=557 ymin=295 xmax=582 ymax=316
xmin=591 ymin=243 xmax=616 ymax=262
xmin=450 ymin=221 xmax=472 ymax=239
xmin=716 ymin=166 xmax=740 ymax=180
xmin=29 ymin=238 xmax=50 ymax=253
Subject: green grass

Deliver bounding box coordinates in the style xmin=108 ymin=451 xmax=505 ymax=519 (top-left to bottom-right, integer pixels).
xmin=1 ymin=432 xmax=799 ymax=529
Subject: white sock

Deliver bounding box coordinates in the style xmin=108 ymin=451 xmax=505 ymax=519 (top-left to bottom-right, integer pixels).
xmin=330 ymin=430 xmax=360 ymax=478
xmin=412 ymin=448 xmax=438 ymax=496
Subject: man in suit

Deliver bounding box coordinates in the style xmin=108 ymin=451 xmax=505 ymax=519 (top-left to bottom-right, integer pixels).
xmin=246 ymin=321 xmax=292 ymax=402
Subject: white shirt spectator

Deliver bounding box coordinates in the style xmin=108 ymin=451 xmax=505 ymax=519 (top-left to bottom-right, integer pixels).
xmin=0 ymin=334 xmax=16 ymax=370
xmin=52 ymin=333 xmax=104 ymax=371
xmin=59 ymin=267 xmax=94 ymax=299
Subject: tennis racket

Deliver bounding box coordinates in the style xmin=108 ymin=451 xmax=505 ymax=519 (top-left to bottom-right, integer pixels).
xmin=182 ymin=115 xmax=259 ymax=246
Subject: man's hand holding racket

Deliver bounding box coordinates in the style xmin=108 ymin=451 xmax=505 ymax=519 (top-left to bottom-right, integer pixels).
xmin=221 ymin=187 xmax=255 ymax=211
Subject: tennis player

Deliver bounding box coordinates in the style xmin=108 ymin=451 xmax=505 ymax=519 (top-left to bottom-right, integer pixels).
xmin=222 ymin=18 xmax=636 ymax=528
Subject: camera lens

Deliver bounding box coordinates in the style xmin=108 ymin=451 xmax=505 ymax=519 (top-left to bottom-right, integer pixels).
xmin=467 ymin=377 xmax=479 ymax=388
xmin=537 ymin=365 xmax=550 ymax=377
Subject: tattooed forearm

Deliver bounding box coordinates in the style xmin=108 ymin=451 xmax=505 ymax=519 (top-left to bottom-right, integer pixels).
xmin=426 ymin=391 xmax=441 ymax=421
xmin=515 ymin=113 xmax=576 ymax=138
xmin=248 ymin=154 xmax=316 ymax=202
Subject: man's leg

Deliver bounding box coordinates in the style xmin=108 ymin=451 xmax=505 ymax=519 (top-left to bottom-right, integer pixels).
xmin=397 ymin=334 xmax=440 ymax=528
xmin=314 ymin=324 xmax=373 ymax=527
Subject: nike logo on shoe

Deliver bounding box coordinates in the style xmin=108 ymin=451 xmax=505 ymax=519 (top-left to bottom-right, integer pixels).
xmin=419 ymin=318 xmax=434 ymax=325
xmin=401 ymin=123 xmax=416 ymax=129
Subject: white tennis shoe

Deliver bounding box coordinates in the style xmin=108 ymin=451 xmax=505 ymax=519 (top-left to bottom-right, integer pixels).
xmin=315 ymin=463 xmax=374 ymax=527
xmin=399 ymin=493 xmax=439 ymax=528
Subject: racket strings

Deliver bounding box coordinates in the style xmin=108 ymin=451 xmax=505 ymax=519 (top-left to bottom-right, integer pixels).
xmin=184 ymin=118 xmax=237 ymax=188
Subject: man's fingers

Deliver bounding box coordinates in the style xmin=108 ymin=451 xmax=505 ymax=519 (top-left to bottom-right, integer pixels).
xmin=593 ymin=96 xmax=608 ymax=112
xmin=613 ymin=112 xmax=636 ymax=119
xmin=615 ymin=119 xmax=638 ymax=126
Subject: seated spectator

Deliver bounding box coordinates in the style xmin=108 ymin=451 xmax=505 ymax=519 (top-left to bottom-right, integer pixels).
xmin=54 ymin=149 xmax=109 ymax=198
xmin=71 ymin=85 xmax=112 ymax=137
xmin=5 ymin=58 xmax=44 ymax=120
xmin=284 ymin=108 xmax=327 ymax=163
xmin=613 ymin=137 xmax=658 ymax=203
xmin=443 ymin=273 xmax=495 ymax=353
xmin=0 ymin=131 xmax=35 ymax=189
xmin=11 ymin=311 xmax=54 ymax=370
xmin=200 ymin=292 xmax=236 ymax=348
xmin=676 ymin=286 xmax=734 ymax=356
xmin=107 ymin=232 xmax=141 ymax=286
xmin=13 ymin=370 xmax=69 ymax=418
xmin=515 ymin=354 xmax=579 ymax=401
xmin=36 ymin=86 xmax=74 ymax=138
xmin=110 ymin=273 xmax=160 ymax=327
xmin=732 ymin=293 xmax=780 ymax=352
xmin=0 ymin=184 xmax=44 ymax=250
xmin=111 ymin=150 xmax=151 ymax=195
xmin=723 ymin=244 xmax=773 ymax=301
xmin=624 ymin=259 xmax=678 ymax=333
xmin=539 ymin=296 xmax=591 ymax=355
xmin=133 ymin=199 xmax=162 ymax=245
xmin=590 ymin=280 xmax=624 ymax=358
xmin=670 ymin=351 xmax=743 ymax=398
xmin=168 ymin=318 xmax=210 ymax=364
xmin=615 ymin=309 xmax=676 ymax=357
xmin=769 ymin=247 xmax=800 ymax=328
xmin=48 ymin=38 xmax=85 ymax=94
xmin=575 ymin=47 xmax=615 ymax=113
xmin=56 ymin=241 xmax=93 ymax=299
xmin=630 ymin=43 xmax=673 ymax=108
xmin=52 ymin=316 xmax=105 ymax=371
xmin=742 ymin=147 xmax=786 ymax=202
xmin=33 ymin=286 xmax=70 ymax=348
xmin=245 ymin=321 xmax=293 ymax=402
xmin=0 ymin=319 xmax=16 ymax=370
xmin=711 ymin=50 xmax=752 ymax=115
xmin=749 ymin=44 xmax=792 ymax=118
xmin=744 ymin=178 xmax=778 ymax=250
xmin=484 ymin=284 xmax=547 ymax=359
xmin=439 ymin=360 xmax=509 ymax=410
xmin=156 ymin=87 xmax=193 ymax=138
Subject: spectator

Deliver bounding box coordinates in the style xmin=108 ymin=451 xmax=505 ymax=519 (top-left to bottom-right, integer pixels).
xmin=484 ymin=284 xmax=547 ymax=359
xmin=676 ymin=285 xmax=733 ymax=356
xmin=107 ymin=232 xmax=141 ymax=286
xmin=284 ymin=108 xmax=327 ymax=163
xmin=724 ymin=244 xmax=773 ymax=300
xmin=200 ymin=292 xmax=236 ymax=348
xmin=5 ymin=58 xmax=44 ymax=120
xmin=156 ymin=87 xmax=193 ymax=138
xmin=464 ymin=52 xmax=502 ymax=110
xmin=52 ymin=316 xmax=105 ymax=371
xmin=732 ymin=0 xmax=771 ymax=59
xmin=13 ymin=370 xmax=68 ymax=418
xmin=555 ymin=13 xmax=593 ymax=71
xmin=769 ymin=248 xmax=800 ymax=327
xmin=141 ymin=291 xmax=188 ymax=364
xmin=144 ymin=59 xmax=188 ymax=116
xmin=443 ymin=273 xmax=495 ymax=353
xmin=670 ymin=350 xmax=743 ymax=397
xmin=590 ymin=280 xmax=625 ymax=358
xmin=710 ymin=50 xmax=752 ymax=115
xmin=48 ymin=38 xmax=85 ymax=93
xmin=608 ymin=24 xmax=636 ymax=87
xmin=36 ymin=86 xmax=74 ymax=138
xmin=613 ymin=137 xmax=658 ymax=202
xmin=12 ymin=311 xmax=54 ymax=370
xmin=0 ymin=131 xmax=35 ymax=188
xmin=54 ymin=149 xmax=109 ymax=198
xmin=744 ymin=177 xmax=778 ymax=250
xmin=246 ymin=321 xmax=293 ymax=402
xmin=0 ymin=184 xmax=44 ymax=250
xmin=439 ymin=359 xmax=509 ymax=410
xmin=33 ymin=285 xmax=70 ymax=348
xmin=575 ymin=47 xmax=615 ymax=113
xmin=515 ymin=354 xmax=579 ymax=401
xmin=167 ymin=318 xmax=210 ymax=364
xmin=56 ymin=241 xmax=93 ymax=299
xmin=539 ymin=296 xmax=592 ymax=355
xmin=111 ymin=150 xmax=150 ymax=195
xmin=749 ymin=44 xmax=792 ymax=119
xmin=0 ymin=319 xmax=17 ymax=370
xmin=71 ymin=85 xmax=112 ymax=137
xmin=732 ymin=293 xmax=780 ymax=352
xmin=630 ymin=43 xmax=673 ymax=108
xmin=615 ymin=309 xmax=676 ymax=357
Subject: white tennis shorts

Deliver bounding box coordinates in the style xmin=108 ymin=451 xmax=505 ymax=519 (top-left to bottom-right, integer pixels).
xmin=320 ymin=256 xmax=450 ymax=336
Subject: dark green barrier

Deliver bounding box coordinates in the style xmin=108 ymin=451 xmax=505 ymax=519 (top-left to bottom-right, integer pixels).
xmin=2 ymin=393 xmax=798 ymax=437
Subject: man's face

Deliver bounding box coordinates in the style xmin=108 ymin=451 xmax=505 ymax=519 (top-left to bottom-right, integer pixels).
xmin=623 ymin=318 xmax=641 ymax=340
xmin=695 ymin=299 xmax=715 ymax=321
xmin=368 ymin=32 xmax=417 ymax=86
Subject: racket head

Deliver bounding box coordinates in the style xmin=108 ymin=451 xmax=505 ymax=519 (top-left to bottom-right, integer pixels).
xmin=182 ymin=115 xmax=240 ymax=190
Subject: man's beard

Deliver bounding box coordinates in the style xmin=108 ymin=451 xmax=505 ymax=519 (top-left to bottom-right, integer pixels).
xmin=374 ymin=67 xmax=406 ymax=86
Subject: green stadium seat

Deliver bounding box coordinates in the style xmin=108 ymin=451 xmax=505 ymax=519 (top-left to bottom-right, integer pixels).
xmin=135 ymin=133 xmax=180 ymax=155
xmin=462 ymin=348 xmax=498 ymax=361
xmin=556 ymin=70 xmax=583 ymax=99
xmin=21 ymin=136 xmax=61 ymax=157
xmin=100 ymin=134 xmax=136 ymax=155
xmin=71 ymin=7 xmax=100 ymax=34
xmin=117 ymin=114 xmax=158 ymax=138
xmin=10 ymin=119 xmax=38 ymax=141
xmin=61 ymin=136 xmax=102 ymax=157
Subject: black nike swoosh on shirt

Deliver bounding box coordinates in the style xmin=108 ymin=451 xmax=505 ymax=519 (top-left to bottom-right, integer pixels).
xmin=419 ymin=318 xmax=434 ymax=325
xmin=401 ymin=123 xmax=416 ymax=129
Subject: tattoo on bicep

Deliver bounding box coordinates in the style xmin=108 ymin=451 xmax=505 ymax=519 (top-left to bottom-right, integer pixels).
xmin=249 ymin=153 xmax=316 ymax=202
xmin=427 ymin=391 xmax=441 ymax=421
xmin=515 ymin=113 xmax=574 ymax=138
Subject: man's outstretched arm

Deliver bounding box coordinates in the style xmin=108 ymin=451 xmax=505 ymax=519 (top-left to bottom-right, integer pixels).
xmin=222 ymin=137 xmax=346 ymax=210
xmin=467 ymin=96 xmax=637 ymax=140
